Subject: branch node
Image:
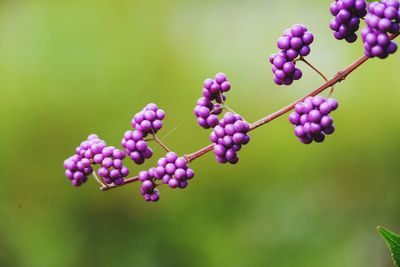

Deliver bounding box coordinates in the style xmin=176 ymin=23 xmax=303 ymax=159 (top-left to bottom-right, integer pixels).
xmin=184 ymin=154 xmax=192 ymax=164
xmin=336 ymin=71 xmax=347 ymax=82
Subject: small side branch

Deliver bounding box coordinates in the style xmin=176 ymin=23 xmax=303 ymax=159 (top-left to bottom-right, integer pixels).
xmin=299 ymin=57 xmax=328 ymax=82
xmin=151 ymin=132 xmax=171 ymax=153
xmin=101 ymin=176 xmax=139 ymax=191
xmin=93 ymin=171 xmax=107 ymax=188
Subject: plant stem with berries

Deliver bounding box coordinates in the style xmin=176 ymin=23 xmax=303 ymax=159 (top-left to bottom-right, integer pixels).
xmin=99 ymin=32 xmax=399 ymax=192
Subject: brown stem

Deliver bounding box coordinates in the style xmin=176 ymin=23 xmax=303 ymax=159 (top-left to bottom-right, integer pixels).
xmin=300 ymin=57 xmax=328 ymax=82
xmin=93 ymin=171 xmax=107 ymax=188
xmin=152 ymin=132 xmax=171 ymax=153
xmin=224 ymin=104 xmax=236 ymax=114
xmin=101 ymin=176 xmax=139 ymax=191
xmin=101 ymin=33 xmax=399 ymax=191
xmin=218 ymin=91 xmax=236 ymax=114
xmin=218 ymin=92 xmax=248 ymax=122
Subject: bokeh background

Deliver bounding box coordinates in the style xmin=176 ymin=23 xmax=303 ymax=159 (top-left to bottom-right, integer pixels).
xmin=1 ymin=0 xmax=399 ymax=266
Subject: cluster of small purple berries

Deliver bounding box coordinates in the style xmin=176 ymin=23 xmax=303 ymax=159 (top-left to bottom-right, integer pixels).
xmin=362 ymin=0 xmax=399 ymax=58
xmin=131 ymin=103 xmax=165 ymax=136
xmin=96 ymin=146 xmax=129 ymax=186
xmin=211 ymin=112 xmax=250 ymax=164
xmin=121 ymin=130 xmax=153 ymax=164
xmin=269 ymin=53 xmax=303 ymax=86
xmin=125 ymin=103 xmax=165 ymax=164
xmin=289 ymin=96 xmax=338 ymax=144
xmin=194 ymin=73 xmax=230 ymax=129
xmin=138 ymin=152 xmax=195 ymax=202
xmin=63 ymin=134 xmax=106 ymax=186
xmin=270 ymin=24 xmax=314 ymax=86
xmin=64 ymin=155 xmax=91 ymax=187
xmin=329 ymin=0 xmax=367 ymax=43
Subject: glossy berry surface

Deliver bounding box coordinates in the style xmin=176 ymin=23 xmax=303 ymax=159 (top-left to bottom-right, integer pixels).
xmin=270 ymin=24 xmax=313 ymax=86
xmin=202 ymin=73 xmax=231 ymax=102
xmin=365 ymin=0 xmax=400 ymax=34
xmin=194 ymin=73 xmax=230 ymax=129
xmin=63 ymin=134 xmax=106 ymax=187
xmin=121 ymin=130 xmax=153 ymax=164
xmin=194 ymin=97 xmax=223 ymax=129
xmin=210 ymin=112 xmax=250 ymax=164
xmin=270 ymin=52 xmax=303 ymax=86
xmin=289 ymin=96 xmax=338 ymax=144
xmin=138 ymin=152 xmax=195 ymax=202
xmin=361 ymin=26 xmax=398 ymax=58
xmin=64 ymin=154 xmax=91 ymax=187
xmin=75 ymin=134 xmax=107 ymax=161
xmin=329 ymin=0 xmax=367 ymax=43
xmin=131 ymin=103 xmax=165 ymax=137
xmin=276 ymin=24 xmax=314 ymax=60
xmin=97 ymin=146 xmax=129 ymax=186
xmin=361 ymin=0 xmax=399 ymax=58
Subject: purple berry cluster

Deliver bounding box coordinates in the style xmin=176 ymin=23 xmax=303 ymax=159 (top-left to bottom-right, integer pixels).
xmin=269 ymin=53 xmax=303 ymax=86
xmin=270 ymin=24 xmax=314 ymax=85
xmin=121 ymin=130 xmax=153 ymax=164
xmin=139 ymin=180 xmax=160 ymax=202
xmin=64 ymin=134 xmax=106 ymax=187
xmin=366 ymin=0 xmax=400 ymax=34
xmin=277 ymin=25 xmax=314 ymax=60
xmin=75 ymin=134 xmax=107 ymax=161
xmin=96 ymin=146 xmax=129 ymax=186
xmin=138 ymin=152 xmax=195 ymax=202
xmin=125 ymin=103 xmax=165 ymax=164
xmin=362 ymin=0 xmax=399 ymax=58
xmin=194 ymin=73 xmax=230 ymax=129
xmin=131 ymin=103 xmax=165 ymax=136
xmin=329 ymin=0 xmax=367 ymax=43
xmin=289 ymin=96 xmax=338 ymax=144
xmin=210 ymin=112 xmax=250 ymax=164
xmin=361 ymin=27 xmax=398 ymax=58
xmin=194 ymin=98 xmax=223 ymax=129
xmin=64 ymin=155 xmax=91 ymax=187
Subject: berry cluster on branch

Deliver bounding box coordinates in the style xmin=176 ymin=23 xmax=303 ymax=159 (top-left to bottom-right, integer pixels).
xmin=270 ymin=24 xmax=314 ymax=85
xmin=290 ymin=96 xmax=338 ymax=144
xmin=194 ymin=73 xmax=230 ymax=129
xmin=63 ymin=0 xmax=400 ymax=203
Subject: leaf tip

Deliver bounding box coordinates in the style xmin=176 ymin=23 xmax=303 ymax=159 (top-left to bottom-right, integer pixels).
xmin=377 ymin=226 xmax=384 ymax=234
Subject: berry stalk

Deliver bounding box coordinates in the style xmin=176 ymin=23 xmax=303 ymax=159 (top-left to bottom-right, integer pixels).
xmin=100 ymin=32 xmax=399 ymax=192
xmin=92 ymin=170 xmax=107 ymax=187
xmin=151 ymin=132 xmax=172 ymax=153
xmin=299 ymin=57 xmax=329 ymax=82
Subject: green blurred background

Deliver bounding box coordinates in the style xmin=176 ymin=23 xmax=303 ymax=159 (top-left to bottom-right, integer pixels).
xmin=1 ymin=0 xmax=399 ymax=266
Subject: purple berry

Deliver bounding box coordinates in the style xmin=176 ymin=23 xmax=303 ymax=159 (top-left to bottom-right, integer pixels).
xmin=329 ymin=0 xmax=367 ymax=43
xmin=289 ymin=96 xmax=339 ymax=144
xmin=97 ymin=146 xmax=129 ymax=186
xmin=361 ymin=1 xmax=399 ymax=58
xmin=131 ymin=103 xmax=165 ymax=136
xmin=270 ymin=24 xmax=313 ymax=86
xmin=194 ymin=73 xmax=233 ymax=129
xmin=211 ymin=112 xmax=250 ymax=164
xmin=122 ymin=130 xmax=153 ymax=165
xmin=64 ymin=134 xmax=107 ymax=187
xmin=137 ymin=151 xmax=195 ymax=201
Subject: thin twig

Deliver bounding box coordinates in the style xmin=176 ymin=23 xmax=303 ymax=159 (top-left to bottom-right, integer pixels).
xmin=300 ymin=57 xmax=328 ymax=82
xmin=218 ymin=92 xmax=247 ymax=121
xmin=151 ymin=132 xmax=171 ymax=153
xmin=219 ymin=91 xmax=237 ymax=114
xmin=93 ymin=171 xmax=107 ymax=188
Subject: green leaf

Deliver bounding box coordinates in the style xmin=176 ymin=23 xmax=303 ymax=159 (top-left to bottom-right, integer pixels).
xmin=378 ymin=226 xmax=400 ymax=267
